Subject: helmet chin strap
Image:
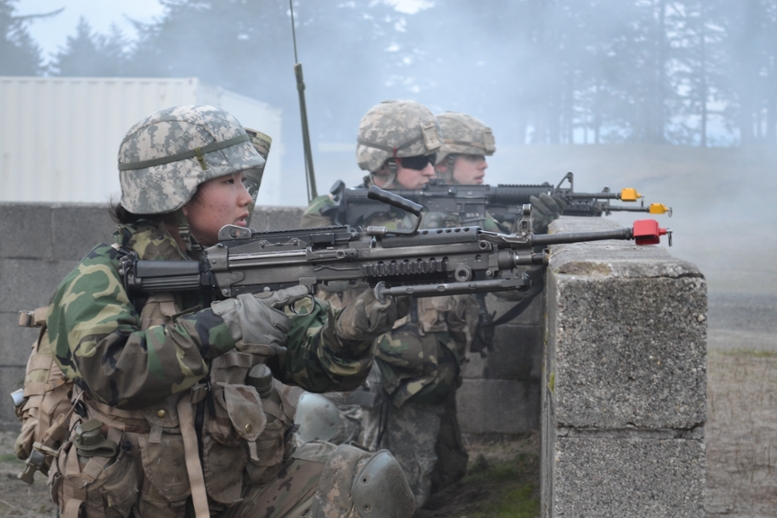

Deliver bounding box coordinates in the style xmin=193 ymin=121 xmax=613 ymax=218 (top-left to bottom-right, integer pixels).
xmin=443 ymin=154 xmax=458 ymax=184
xmin=370 ymin=159 xmax=398 ymax=189
xmin=173 ymin=209 xmax=202 ymax=253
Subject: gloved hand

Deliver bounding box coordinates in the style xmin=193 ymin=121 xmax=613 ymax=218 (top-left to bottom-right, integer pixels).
xmin=529 ymin=193 xmax=568 ymax=234
xmin=335 ymin=289 xmax=411 ymax=343
xmin=212 ymin=285 xmax=310 ymax=355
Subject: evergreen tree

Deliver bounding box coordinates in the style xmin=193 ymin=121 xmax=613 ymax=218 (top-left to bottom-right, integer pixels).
xmin=51 ymin=17 xmax=128 ymax=76
xmin=0 ymin=0 xmax=44 ymax=75
xmin=719 ymin=0 xmax=777 ymax=144
xmin=125 ymin=0 xmax=398 ymax=141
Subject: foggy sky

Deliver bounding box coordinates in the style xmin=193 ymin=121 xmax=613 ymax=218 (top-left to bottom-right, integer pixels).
xmin=5 ymin=0 xmax=777 ymax=294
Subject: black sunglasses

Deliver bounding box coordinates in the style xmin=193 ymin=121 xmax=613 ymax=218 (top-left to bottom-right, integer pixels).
xmin=398 ymin=153 xmax=437 ymax=170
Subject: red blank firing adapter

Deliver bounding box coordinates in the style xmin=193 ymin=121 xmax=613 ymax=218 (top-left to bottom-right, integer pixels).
xmin=632 ymin=220 xmax=670 ymax=246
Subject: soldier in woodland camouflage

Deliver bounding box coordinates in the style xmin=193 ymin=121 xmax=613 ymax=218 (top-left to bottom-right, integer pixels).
xmin=299 ymin=100 xmax=476 ymax=509
xmin=24 ymin=105 xmax=415 ymax=518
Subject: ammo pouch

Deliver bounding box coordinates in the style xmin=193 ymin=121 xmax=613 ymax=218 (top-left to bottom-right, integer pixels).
xmin=45 ymin=290 xmax=298 ymax=516
xmin=50 ymin=421 xmax=137 ymax=518
xmin=14 ymin=307 xmax=75 ymax=485
xmin=201 ymin=352 xmax=297 ymax=503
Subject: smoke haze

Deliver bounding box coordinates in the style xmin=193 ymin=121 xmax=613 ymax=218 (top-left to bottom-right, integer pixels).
xmin=3 ymin=0 xmax=776 ymax=293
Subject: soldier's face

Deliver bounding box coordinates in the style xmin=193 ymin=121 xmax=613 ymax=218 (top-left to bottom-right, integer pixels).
xmin=183 ymin=172 xmax=253 ymax=246
xmin=395 ymin=160 xmax=436 ymax=190
xmin=452 ymin=154 xmax=488 ymax=185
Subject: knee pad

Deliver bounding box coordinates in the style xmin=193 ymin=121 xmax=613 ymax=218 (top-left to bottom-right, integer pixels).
xmin=294 ymin=392 xmax=341 ymax=443
xmin=312 ymin=444 xmax=415 ymax=518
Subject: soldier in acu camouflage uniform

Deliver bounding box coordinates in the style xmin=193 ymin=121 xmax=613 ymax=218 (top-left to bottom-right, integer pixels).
xmin=434 ymin=112 xmax=494 ymax=187
xmin=430 ymin=111 xmax=568 ymax=493
xmin=299 ymin=100 xmax=477 ymax=509
xmin=434 ymin=110 xmax=567 ymax=234
xmin=39 ymin=105 xmax=416 ymax=518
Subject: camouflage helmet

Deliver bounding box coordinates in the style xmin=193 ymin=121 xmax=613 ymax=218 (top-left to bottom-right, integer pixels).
xmin=118 ymin=105 xmax=265 ymax=214
xmin=436 ymin=111 xmax=496 ymax=166
xmin=356 ymin=100 xmax=442 ymax=173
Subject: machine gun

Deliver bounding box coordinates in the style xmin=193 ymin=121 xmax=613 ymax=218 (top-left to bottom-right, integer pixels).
xmin=324 ymin=172 xmax=672 ymax=229
xmin=119 ymin=187 xmax=670 ymax=302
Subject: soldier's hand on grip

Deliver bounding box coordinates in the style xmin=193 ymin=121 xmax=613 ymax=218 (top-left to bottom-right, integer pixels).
xmin=529 ymin=192 xmax=568 ymax=234
xmin=336 ymin=290 xmax=411 ymax=343
xmin=212 ymin=285 xmax=310 ymax=355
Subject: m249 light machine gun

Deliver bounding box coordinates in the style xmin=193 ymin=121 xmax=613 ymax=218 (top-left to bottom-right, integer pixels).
xmin=119 ymin=187 xmax=671 ymax=302
xmin=325 ymin=172 xmax=672 ymax=229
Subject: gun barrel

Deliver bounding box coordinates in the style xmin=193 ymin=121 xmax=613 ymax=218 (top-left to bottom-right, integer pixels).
xmin=565 ymin=191 xmax=621 ymax=200
xmin=605 ymin=205 xmax=650 ymax=213
xmin=531 ymin=228 xmax=632 ymax=247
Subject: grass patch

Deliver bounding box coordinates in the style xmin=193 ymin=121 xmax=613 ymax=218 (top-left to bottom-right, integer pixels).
xmin=466 ymin=454 xmax=539 ymax=518
xmin=0 ymin=453 xmax=20 ymax=463
xmin=494 ymin=484 xmax=540 ymax=518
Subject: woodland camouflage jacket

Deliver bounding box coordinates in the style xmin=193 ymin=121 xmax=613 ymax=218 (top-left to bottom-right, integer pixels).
xmin=46 ymin=221 xmax=375 ymax=409
xmin=301 ymin=181 xmax=484 ymax=407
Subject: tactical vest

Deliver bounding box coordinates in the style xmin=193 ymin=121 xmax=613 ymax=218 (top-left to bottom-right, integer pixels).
xmin=16 ymin=293 xmax=297 ymax=518
xmin=14 ymin=307 xmax=75 ymax=484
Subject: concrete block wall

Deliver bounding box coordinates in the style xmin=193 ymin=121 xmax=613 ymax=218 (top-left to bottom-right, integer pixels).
xmin=542 ymin=217 xmax=706 ymax=517
xmin=0 ymin=203 xmax=116 ymax=431
xmin=459 ymin=290 xmax=545 ymax=433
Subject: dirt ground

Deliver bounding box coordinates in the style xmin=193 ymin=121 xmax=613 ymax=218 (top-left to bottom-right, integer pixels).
xmin=705 ymin=349 xmax=777 ymax=518
xmin=2 ymin=328 xmax=776 ymax=517
xmin=0 ymin=430 xmax=539 ymax=518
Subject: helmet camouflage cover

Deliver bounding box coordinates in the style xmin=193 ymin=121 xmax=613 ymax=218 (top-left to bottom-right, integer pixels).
xmin=436 ymin=111 xmax=496 ymax=165
xmin=356 ymin=100 xmax=442 ymax=173
xmin=118 ymin=105 xmax=265 ymax=214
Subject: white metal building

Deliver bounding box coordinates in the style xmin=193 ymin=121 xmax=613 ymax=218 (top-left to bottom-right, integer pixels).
xmin=0 ymin=76 xmax=283 ymax=205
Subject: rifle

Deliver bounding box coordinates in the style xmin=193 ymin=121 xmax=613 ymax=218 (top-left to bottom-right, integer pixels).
xmin=324 ymin=172 xmax=672 ymax=229
xmin=119 ymin=187 xmax=670 ymax=302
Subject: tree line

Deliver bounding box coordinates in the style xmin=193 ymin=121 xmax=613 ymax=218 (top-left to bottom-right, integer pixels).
xmin=2 ymin=0 xmax=776 ymax=147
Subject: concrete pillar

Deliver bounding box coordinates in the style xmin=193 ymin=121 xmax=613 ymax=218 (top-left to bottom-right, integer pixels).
xmin=542 ymin=217 xmax=706 ymax=517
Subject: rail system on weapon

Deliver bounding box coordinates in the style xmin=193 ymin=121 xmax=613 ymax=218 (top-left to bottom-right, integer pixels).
xmin=119 ymin=187 xmax=670 ymax=303
xmin=324 ymin=172 xmax=672 ymax=229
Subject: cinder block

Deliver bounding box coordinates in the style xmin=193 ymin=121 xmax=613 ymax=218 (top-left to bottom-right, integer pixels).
xmin=252 ymin=206 xmax=306 ymax=231
xmin=545 ymin=435 xmax=705 ymax=517
xmin=0 ymin=204 xmax=53 ymax=259
xmin=542 ymin=216 xmax=706 ymax=517
xmin=550 ymin=275 xmax=706 ymax=429
xmin=461 ymin=352 xmax=486 ymax=378
xmin=0 ymin=259 xmax=78 ymax=313
xmin=0 ymin=313 xmax=40 ymax=367
xmin=457 ymin=378 xmax=540 ymax=433
xmin=483 ymin=288 xmax=545 ymax=326
xmin=51 ymin=204 xmax=116 ymax=260
xmin=483 ymin=324 xmax=543 ymax=380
